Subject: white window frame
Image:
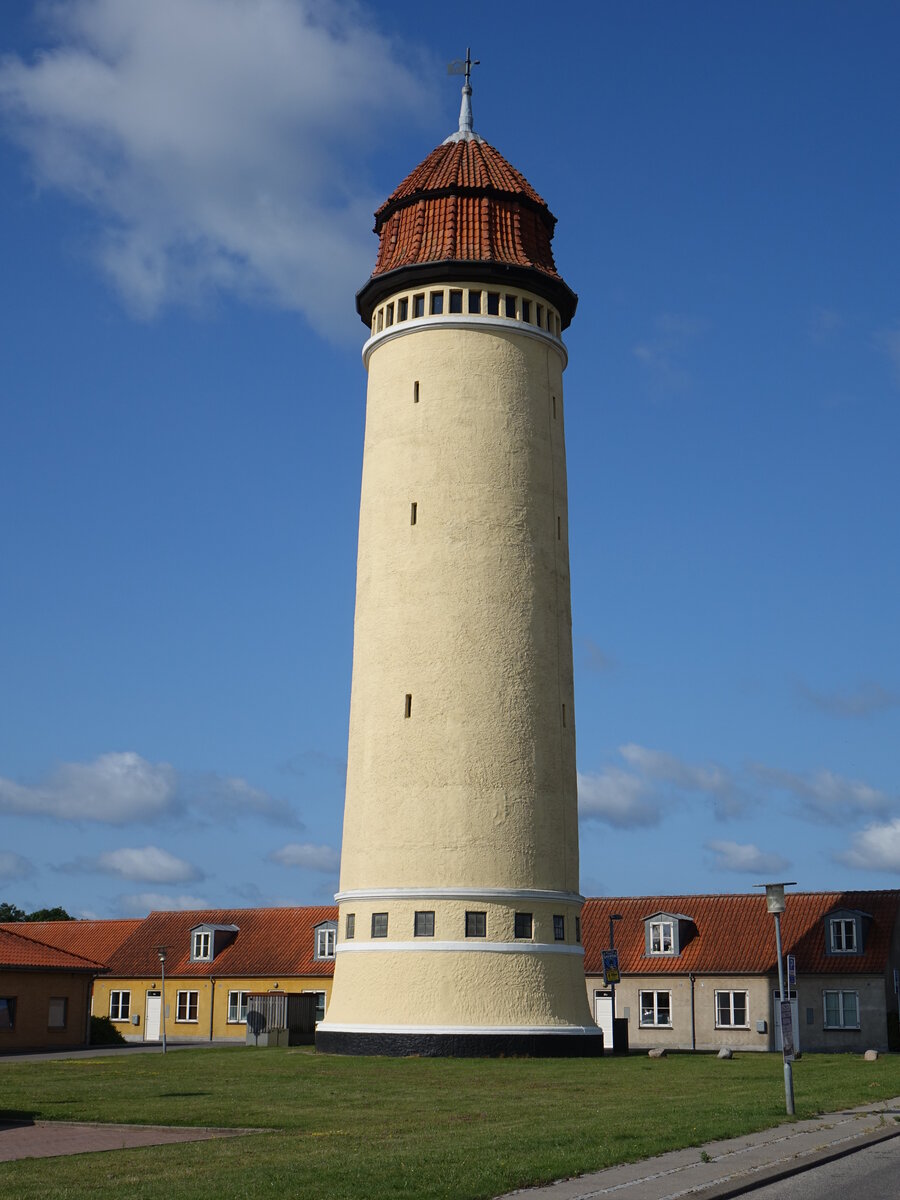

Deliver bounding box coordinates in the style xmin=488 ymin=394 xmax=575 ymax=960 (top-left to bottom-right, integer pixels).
xmin=176 ymin=990 xmax=199 ymax=1023
xmin=316 ymin=927 xmax=336 ymax=959
xmin=649 ymin=920 xmax=674 ymax=955
xmin=639 ymin=990 xmax=672 ymax=1027
xmin=715 ymin=990 xmax=749 ymax=1028
xmin=302 ymin=990 xmax=326 ymax=1025
xmin=227 ymin=990 xmax=251 ymax=1023
xmin=823 ymin=990 xmax=860 ymax=1029
xmin=829 ymin=918 xmax=857 ymax=953
xmin=48 ymin=997 xmax=67 ymax=1028
xmin=192 ymin=931 xmax=211 ymax=960
xmin=109 ymin=990 xmax=131 ymax=1021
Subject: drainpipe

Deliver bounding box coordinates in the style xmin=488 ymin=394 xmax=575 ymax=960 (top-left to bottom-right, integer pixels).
xmin=690 ymin=973 xmax=696 ymax=1051
xmin=209 ymin=978 xmax=216 ymax=1042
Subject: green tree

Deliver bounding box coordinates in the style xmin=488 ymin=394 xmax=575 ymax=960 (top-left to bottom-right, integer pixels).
xmin=0 ymin=902 xmax=26 ymax=922
xmin=26 ymin=906 xmax=73 ymax=922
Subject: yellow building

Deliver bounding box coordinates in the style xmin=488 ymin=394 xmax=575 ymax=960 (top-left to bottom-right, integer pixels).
xmin=317 ymin=58 xmax=600 ymax=1056
xmin=94 ymin=906 xmax=336 ymax=1044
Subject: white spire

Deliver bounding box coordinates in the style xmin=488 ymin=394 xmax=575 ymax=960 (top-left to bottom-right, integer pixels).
xmin=443 ymin=47 xmax=484 ymax=144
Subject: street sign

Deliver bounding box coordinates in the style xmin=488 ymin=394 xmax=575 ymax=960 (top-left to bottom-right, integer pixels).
xmin=602 ymin=949 xmax=620 ymax=985
xmin=780 ymin=999 xmax=795 ymax=1062
xmin=787 ymin=954 xmax=796 ymax=988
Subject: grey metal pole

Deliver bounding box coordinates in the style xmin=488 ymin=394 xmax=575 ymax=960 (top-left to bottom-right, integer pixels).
xmin=160 ymin=958 xmax=167 ymax=1054
xmin=609 ymin=915 xmax=616 ymax=1019
xmin=773 ymin=912 xmax=794 ymax=1115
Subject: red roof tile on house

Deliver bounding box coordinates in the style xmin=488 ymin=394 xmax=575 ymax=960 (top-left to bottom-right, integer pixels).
xmin=582 ymin=891 xmax=900 ymax=977
xmin=370 ymin=139 xmax=561 ymax=281
xmin=0 ymin=926 xmax=105 ymax=972
xmin=0 ymin=919 xmax=141 ymax=967
xmin=107 ymin=907 xmax=338 ymax=978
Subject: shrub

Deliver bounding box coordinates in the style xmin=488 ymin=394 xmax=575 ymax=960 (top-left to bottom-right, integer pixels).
xmin=90 ymin=1015 xmax=127 ymax=1046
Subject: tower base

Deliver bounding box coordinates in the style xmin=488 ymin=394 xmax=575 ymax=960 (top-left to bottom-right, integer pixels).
xmin=315 ymin=1028 xmax=604 ymax=1058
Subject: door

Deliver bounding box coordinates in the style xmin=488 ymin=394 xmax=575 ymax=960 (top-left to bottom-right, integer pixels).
xmin=145 ymin=991 xmax=161 ymax=1041
xmin=773 ymin=991 xmax=799 ymax=1054
xmin=594 ymin=991 xmax=613 ymax=1051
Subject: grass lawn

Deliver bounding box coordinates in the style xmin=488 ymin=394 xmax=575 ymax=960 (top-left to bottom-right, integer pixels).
xmin=0 ymin=1047 xmax=898 ymax=1199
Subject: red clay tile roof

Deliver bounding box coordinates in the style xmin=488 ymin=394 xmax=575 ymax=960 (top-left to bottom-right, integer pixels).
xmin=0 ymin=926 xmax=105 ymax=972
xmin=107 ymin=906 xmax=338 ymax=979
xmin=582 ymin=891 xmax=900 ymax=977
xmin=0 ymin=919 xmax=141 ymax=967
xmin=370 ymin=139 xmax=561 ymax=281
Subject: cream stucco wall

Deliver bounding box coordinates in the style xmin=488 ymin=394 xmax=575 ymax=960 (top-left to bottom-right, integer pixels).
xmin=324 ymin=282 xmax=594 ymax=1034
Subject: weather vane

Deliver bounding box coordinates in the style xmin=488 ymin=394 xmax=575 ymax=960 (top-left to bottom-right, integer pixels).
xmin=446 ymin=48 xmax=480 ymax=137
xmin=447 ymin=47 xmax=480 ymax=89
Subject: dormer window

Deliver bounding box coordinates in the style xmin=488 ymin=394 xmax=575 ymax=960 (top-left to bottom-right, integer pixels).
xmin=192 ymin=931 xmax=211 ymax=960
xmin=314 ymin=920 xmax=338 ymax=961
xmin=831 ymin=918 xmax=856 ymax=952
xmin=650 ymin=920 xmax=674 ymax=955
xmin=825 ymin=908 xmax=868 ymax=957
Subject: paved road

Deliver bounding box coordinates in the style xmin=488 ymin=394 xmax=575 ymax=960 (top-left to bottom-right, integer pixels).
xmin=734 ymin=1134 xmax=900 ymax=1199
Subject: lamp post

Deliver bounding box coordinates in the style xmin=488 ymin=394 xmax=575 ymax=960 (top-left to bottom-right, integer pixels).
xmin=756 ymin=883 xmax=796 ymax=1115
xmin=157 ymin=946 xmax=168 ymax=1054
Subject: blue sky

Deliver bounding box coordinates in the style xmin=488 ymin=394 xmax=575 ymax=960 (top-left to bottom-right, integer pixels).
xmin=1 ymin=0 xmax=898 ymax=918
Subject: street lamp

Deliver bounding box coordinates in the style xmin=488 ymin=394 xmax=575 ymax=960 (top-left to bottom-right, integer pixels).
xmin=756 ymin=883 xmax=797 ymax=1116
xmin=157 ymin=946 xmax=168 ymax=1054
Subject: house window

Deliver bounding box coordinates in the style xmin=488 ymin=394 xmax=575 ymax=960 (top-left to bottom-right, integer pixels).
xmin=414 ymin=911 xmax=435 ymax=937
xmin=465 ymin=911 xmax=486 ymax=938
xmin=398 ymin=297 xmax=408 ymax=321
xmin=0 ymin=998 xmax=16 ymax=1030
xmin=449 ymin=289 xmax=463 ymax=313
xmin=304 ymin=991 xmax=326 ymax=1024
xmin=109 ymin=990 xmax=131 ymax=1021
xmin=48 ymin=997 xmax=67 ymax=1029
xmin=716 ymin=991 xmax=748 ymax=1028
xmin=830 ymin=918 xmax=857 ymax=953
xmin=316 ymin=927 xmax=336 ymax=959
xmin=413 ymin=293 xmax=425 ymax=318
xmin=346 ymin=913 xmax=355 ymax=939
xmin=553 ymin=915 xmax=565 ymax=941
xmin=227 ymin=990 xmax=251 ymax=1023
xmin=176 ymin=991 xmax=199 ymax=1023
xmin=371 ymin=912 xmax=388 ymax=938
xmin=468 ymin=289 xmax=481 ymax=314
xmin=514 ymin=912 xmax=533 ymax=939
xmin=824 ymin=990 xmax=859 ymax=1029
xmin=640 ymin=991 xmax=672 ymax=1027
xmin=192 ymin=931 xmax=211 ymax=960
xmin=649 ymin=920 xmax=674 ymax=955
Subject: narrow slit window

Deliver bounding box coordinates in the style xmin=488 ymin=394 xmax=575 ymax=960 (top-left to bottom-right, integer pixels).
xmin=522 ymin=299 xmax=532 ymax=323
xmin=413 ymin=293 xmax=425 ymax=318
xmin=557 ymin=515 xmax=562 ymax=539
xmin=562 ymin=702 xmax=566 ymax=727
xmin=552 ymin=395 xmax=557 ymax=419
xmin=404 ymin=693 xmax=412 ymax=718
xmin=449 ymin=289 xmax=463 ymax=313
xmin=468 ymin=289 xmax=482 ymax=314
xmin=487 ymin=291 xmax=500 ymax=315
xmin=410 ymin=502 xmax=417 ymax=525
xmin=505 ymin=294 xmax=517 ymax=318
xmin=385 ymin=303 xmax=394 ymax=327
xmin=413 ymin=380 xmax=419 ymax=403
xmin=553 ymin=915 xmax=566 ymax=941
xmin=398 ymin=297 xmax=409 ymax=321
xmin=430 ymin=291 xmax=444 ymax=315
xmin=346 ymin=913 xmax=355 ymax=939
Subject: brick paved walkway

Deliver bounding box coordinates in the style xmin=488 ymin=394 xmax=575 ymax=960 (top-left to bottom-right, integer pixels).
xmin=0 ymin=1119 xmax=262 ymax=1161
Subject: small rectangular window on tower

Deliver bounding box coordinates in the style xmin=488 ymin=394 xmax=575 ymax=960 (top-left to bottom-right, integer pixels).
xmin=514 ymin=912 xmax=533 ymax=939
xmin=413 ymin=293 xmax=425 ymax=318
xmin=465 ymin=911 xmax=487 ymax=938
xmin=553 ymin=915 xmax=566 ymax=941
xmin=413 ymin=380 xmax=419 ymax=403
xmin=487 ymin=292 xmax=500 ymax=315
xmin=385 ymin=302 xmax=394 ymax=326
xmin=522 ymin=299 xmax=532 ymax=323
xmin=346 ymin=913 xmax=355 ymax=939
xmin=376 ymin=309 xmax=384 ymax=332
xmin=371 ymin=912 xmax=388 ymax=938
xmin=398 ymin=297 xmax=409 ymax=321
xmin=505 ymin=294 xmax=517 ymax=318
xmin=536 ymin=304 xmax=544 ymax=327
xmin=414 ymin=911 xmax=435 ymax=937
xmin=404 ymin=693 xmax=412 ymax=718
xmin=410 ymin=502 xmax=417 ymax=525
xmin=449 ymin=289 xmax=463 ymax=313
xmin=575 ymin=916 xmax=582 ymax=943
xmin=430 ymin=291 xmax=444 ymax=315
xmin=468 ymin=289 xmax=481 ymax=314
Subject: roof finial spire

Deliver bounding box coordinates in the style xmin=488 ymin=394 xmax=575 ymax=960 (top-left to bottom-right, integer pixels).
xmin=444 ymin=48 xmax=483 ymax=144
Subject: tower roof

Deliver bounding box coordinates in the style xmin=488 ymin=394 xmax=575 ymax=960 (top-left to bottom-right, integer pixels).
xmin=357 ymin=67 xmax=577 ymax=328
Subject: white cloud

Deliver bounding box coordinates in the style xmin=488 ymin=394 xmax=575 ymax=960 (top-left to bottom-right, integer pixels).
xmin=577 ymin=768 xmax=663 ymax=828
xmin=632 ymin=313 xmax=707 ymax=393
xmin=0 ymin=851 xmax=35 ymax=882
xmin=189 ymin=772 xmax=300 ymax=826
xmin=797 ymin=680 xmax=900 ymax=718
xmin=0 ymin=752 xmax=178 ymax=823
xmin=0 ymin=0 xmax=434 ymax=337
xmin=619 ymin=743 xmax=746 ymax=818
xmin=119 ymin=891 xmax=211 ymax=915
xmin=835 ymin=819 xmax=900 ymax=873
xmin=93 ymin=846 xmax=202 ymax=883
xmin=706 ymin=840 xmax=790 ymax=875
xmin=750 ymin=763 xmax=893 ymax=824
xmin=269 ymin=841 xmax=340 ymax=872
